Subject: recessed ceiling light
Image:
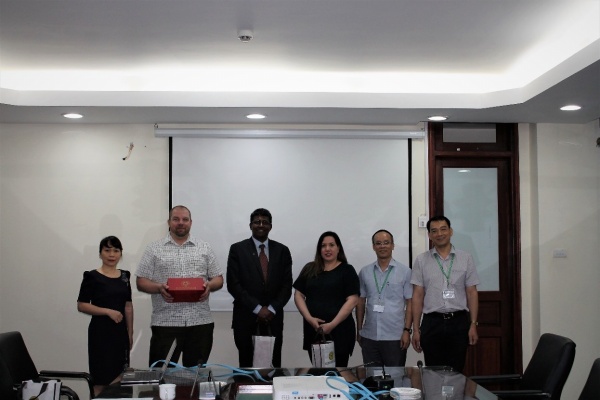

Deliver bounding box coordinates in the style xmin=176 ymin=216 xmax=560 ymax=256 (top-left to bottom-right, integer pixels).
xmin=428 ymin=115 xmax=448 ymax=121
xmin=62 ymin=113 xmax=83 ymax=119
xmin=238 ymin=29 xmax=253 ymax=43
xmin=560 ymin=105 xmax=581 ymax=111
xmin=246 ymin=113 xmax=266 ymax=119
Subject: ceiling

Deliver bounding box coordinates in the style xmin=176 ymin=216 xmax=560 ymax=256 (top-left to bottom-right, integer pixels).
xmin=0 ymin=0 xmax=599 ymax=126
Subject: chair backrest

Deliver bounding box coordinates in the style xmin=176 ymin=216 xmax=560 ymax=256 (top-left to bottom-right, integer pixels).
xmin=579 ymin=358 xmax=600 ymax=400
xmin=0 ymin=356 xmax=17 ymax=400
xmin=0 ymin=331 xmax=40 ymax=384
xmin=521 ymin=333 xmax=576 ymax=400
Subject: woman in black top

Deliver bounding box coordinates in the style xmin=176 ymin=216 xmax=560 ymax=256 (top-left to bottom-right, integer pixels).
xmin=77 ymin=236 xmax=133 ymax=396
xmin=293 ymin=231 xmax=360 ymax=367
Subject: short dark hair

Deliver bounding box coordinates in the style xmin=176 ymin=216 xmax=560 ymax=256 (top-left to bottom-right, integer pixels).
xmin=426 ymin=215 xmax=451 ymax=232
xmin=99 ymin=236 xmax=123 ymax=253
xmin=250 ymin=208 xmax=272 ymax=223
xmin=372 ymin=229 xmax=394 ymax=244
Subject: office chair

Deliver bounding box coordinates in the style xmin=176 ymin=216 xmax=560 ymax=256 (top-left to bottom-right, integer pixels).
xmin=470 ymin=333 xmax=576 ymax=400
xmin=578 ymin=358 xmax=600 ymax=400
xmin=0 ymin=356 xmax=17 ymax=400
xmin=0 ymin=331 xmax=94 ymax=400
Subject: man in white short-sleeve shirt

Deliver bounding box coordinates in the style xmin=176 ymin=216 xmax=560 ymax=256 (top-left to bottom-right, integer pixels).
xmin=411 ymin=216 xmax=479 ymax=373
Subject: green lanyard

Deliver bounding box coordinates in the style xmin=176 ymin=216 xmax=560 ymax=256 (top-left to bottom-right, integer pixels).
xmin=373 ymin=264 xmax=394 ymax=296
xmin=434 ymin=253 xmax=455 ymax=285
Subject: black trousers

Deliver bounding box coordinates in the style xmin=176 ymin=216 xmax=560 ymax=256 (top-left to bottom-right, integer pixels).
xmin=149 ymin=324 xmax=214 ymax=368
xmin=419 ymin=311 xmax=469 ymax=373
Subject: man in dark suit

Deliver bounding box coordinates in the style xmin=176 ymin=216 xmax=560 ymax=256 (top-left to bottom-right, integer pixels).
xmin=226 ymin=208 xmax=293 ymax=367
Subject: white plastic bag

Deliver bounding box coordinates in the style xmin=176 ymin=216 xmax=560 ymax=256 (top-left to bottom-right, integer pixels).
xmin=311 ymin=336 xmax=335 ymax=368
xmin=20 ymin=380 xmax=61 ymax=400
xmin=252 ymin=334 xmax=275 ymax=367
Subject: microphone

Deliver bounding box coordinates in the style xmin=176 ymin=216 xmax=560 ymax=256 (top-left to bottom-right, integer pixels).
xmin=417 ymin=360 xmax=426 ymax=400
xmin=209 ymin=368 xmax=219 ymax=398
xmin=190 ymin=358 xmax=205 ymax=398
xmin=381 ymin=362 xmax=389 ymax=379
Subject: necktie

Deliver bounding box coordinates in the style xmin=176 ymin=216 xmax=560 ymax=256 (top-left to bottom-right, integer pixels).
xmin=259 ymin=244 xmax=268 ymax=281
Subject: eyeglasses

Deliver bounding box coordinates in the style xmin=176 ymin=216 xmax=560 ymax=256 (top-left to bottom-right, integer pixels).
xmin=251 ymin=220 xmax=272 ymax=226
xmin=374 ymin=241 xmax=392 ymax=247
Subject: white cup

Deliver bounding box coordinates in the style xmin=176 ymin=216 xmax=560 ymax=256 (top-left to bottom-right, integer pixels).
xmin=159 ymin=383 xmax=176 ymax=400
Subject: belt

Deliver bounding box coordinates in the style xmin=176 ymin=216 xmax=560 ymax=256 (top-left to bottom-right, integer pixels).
xmin=425 ymin=310 xmax=467 ymax=320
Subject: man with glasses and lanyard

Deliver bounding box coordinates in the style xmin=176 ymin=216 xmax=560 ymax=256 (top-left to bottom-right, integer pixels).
xmin=356 ymin=229 xmax=413 ymax=366
xmin=227 ymin=208 xmax=293 ymax=367
xmin=411 ymin=216 xmax=479 ymax=373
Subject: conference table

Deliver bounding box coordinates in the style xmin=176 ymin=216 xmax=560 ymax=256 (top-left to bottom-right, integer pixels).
xmin=96 ymin=365 xmax=502 ymax=400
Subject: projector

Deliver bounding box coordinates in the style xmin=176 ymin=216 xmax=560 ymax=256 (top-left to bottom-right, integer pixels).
xmin=272 ymin=376 xmax=347 ymax=400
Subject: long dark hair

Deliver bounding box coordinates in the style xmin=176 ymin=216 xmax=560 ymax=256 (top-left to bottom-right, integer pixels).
xmin=300 ymin=231 xmax=347 ymax=278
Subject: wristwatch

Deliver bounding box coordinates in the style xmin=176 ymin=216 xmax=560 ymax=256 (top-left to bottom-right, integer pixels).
xmin=403 ymin=327 xmax=412 ymax=334
xmin=471 ymin=321 xmax=479 ymax=326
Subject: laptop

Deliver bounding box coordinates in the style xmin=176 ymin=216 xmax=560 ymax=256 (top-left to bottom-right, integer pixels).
xmin=121 ymin=339 xmax=177 ymax=385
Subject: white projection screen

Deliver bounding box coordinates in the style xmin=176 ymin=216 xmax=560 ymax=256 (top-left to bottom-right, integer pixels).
xmin=171 ymin=136 xmax=411 ymax=311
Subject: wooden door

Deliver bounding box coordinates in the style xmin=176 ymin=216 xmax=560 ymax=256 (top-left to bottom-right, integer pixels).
xmin=428 ymin=122 xmax=522 ymax=376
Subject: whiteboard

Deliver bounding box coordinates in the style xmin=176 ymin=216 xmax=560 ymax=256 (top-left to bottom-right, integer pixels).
xmin=172 ymin=137 xmax=410 ymax=311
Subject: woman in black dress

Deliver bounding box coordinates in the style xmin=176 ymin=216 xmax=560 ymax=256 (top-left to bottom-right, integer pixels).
xmin=293 ymin=231 xmax=360 ymax=367
xmin=77 ymin=236 xmax=133 ymax=396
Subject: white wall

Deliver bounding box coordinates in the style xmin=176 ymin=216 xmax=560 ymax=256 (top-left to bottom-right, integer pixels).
xmin=0 ymin=123 xmax=428 ymax=399
xmin=0 ymin=124 xmax=171 ymax=397
xmin=519 ymin=121 xmax=600 ymax=398
xmin=1 ymin=122 xmax=598 ymax=400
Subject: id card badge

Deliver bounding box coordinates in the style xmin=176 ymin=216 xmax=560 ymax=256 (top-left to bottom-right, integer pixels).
xmin=441 ymin=386 xmax=454 ymax=396
xmin=443 ymin=289 xmax=456 ymax=299
xmin=373 ymin=304 xmax=385 ymax=313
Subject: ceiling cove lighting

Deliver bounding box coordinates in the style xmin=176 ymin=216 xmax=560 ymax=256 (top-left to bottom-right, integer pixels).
xmin=560 ymin=105 xmax=581 ymax=111
xmin=246 ymin=113 xmax=266 ymax=119
xmin=428 ymin=115 xmax=448 ymax=121
xmin=62 ymin=113 xmax=83 ymax=119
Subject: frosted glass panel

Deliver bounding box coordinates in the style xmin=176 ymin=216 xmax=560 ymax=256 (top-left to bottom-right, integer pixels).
xmin=443 ymin=168 xmax=499 ymax=291
xmin=443 ymin=124 xmax=496 ymax=143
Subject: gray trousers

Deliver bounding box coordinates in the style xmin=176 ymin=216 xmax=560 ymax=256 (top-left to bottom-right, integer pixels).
xmin=360 ymin=336 xmax=407 ymax=367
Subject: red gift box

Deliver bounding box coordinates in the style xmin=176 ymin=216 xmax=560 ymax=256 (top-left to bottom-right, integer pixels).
xmin=167 ymin=277 xmax=205 ymax=302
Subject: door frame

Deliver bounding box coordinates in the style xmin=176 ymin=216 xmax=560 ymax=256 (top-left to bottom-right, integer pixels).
xmin=427 ymin=122 xmax=523 ymax=375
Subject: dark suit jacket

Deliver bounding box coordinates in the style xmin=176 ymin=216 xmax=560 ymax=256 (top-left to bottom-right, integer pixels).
xmin=226 ymin=237 xmax=293 ymax=334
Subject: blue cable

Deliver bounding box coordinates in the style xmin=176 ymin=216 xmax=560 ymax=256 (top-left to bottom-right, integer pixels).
xmin=147 ymin=361 xmax=388 ymax=399
xmin=203 ymin=363 xmax=269 ymax=382
xmin=324 ymin=375 xmax=388 ymax=400
xmin=148 ymin=361 xmax=268 ymax=382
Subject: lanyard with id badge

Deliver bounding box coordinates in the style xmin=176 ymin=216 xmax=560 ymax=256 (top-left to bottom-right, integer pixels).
xmin=435 ymin=253 xmax=455 ymax=299
xmin=372 ymin=265 xmax=393 ymax=312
